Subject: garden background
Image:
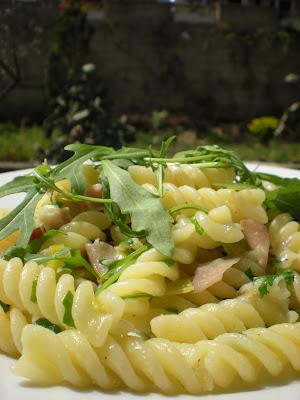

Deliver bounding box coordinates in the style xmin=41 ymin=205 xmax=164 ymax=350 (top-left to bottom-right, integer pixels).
xmin=0 ymin=0 xmax=299 ymax=169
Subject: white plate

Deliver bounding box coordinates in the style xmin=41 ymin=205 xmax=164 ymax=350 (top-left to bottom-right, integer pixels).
xmin=0 ymin=164 xmax=300 ymax=400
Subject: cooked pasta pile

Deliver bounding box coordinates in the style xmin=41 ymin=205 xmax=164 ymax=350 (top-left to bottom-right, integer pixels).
xmin=0 ymin=141 xmax=300 ymax=394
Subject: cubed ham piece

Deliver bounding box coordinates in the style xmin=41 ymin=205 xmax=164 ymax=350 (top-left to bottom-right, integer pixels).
xmin=86 ymin=239 xmax=117 ymax=276
xmin=193 ymin=257 xmax=240 ymax=293
xmin=241 ymin=219 xmax=269 ymax=269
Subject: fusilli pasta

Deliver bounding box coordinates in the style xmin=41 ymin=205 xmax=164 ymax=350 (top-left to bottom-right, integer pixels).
xmin=0 ymin=258 xmax=124 ymax=347
xmin=129 ymin=164 xmax=235 ymax=189
xmin=0 ymin=142 xmax=299 ymax=396
xmin=13 ymin=322 xmax=300 ymax=393
xmin=0 ymin=305 xmax=28 ymax=356
xmin=269 ymin=213 xmax=300 ymax=271
xmin=151 ymin=279 xmax=298 ymax=342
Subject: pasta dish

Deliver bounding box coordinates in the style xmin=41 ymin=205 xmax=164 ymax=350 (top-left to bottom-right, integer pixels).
xmin=0 ymin=139 xmax=300 ymax=394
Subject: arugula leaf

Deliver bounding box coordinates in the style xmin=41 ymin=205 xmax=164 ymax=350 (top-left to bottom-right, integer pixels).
xmin=0 ymin=175 xmax=35 ymax=198
xmin=101 ymin=146 xmax=158 ymax=162
xmin=25 ymin=247 xmax=99 ymax=280
xmin=34 ymin=164 xmax=111 ymax=204
xmin=112 ymin=159 xmax=133 ymax=170
xmin=265 ymin=182 xmax=300 ymax=220
xmin=159 ymin=136 xmax=176 ymax=158
xmin=62 ymin=291 xmax=75 ymax=327
xmin=256 ymin=172 xmax=300 ymax=187
xmin=163 ymin=258 xmax=176 ymax=267
xmin=0 ymin=300 xmax=9 ymax=312
xmin=256 ymin=269 xmax=295 ymax=298
xmin=102 ymin=161 xmax=173 ymax=256
xmin=101 ymin=175 xmax=147 ymax=239
xmin=52 ymin=143 xmax=113 ymax=194
xmin=34 ymin=318 xmax=61 ymax=334
xmin=30 ymin=278 xmax=38 ymax=303
xmin=2 ymin=246 xmax=26 ymax=260
xmin=0 ymin=190 xmax=43 ymax=248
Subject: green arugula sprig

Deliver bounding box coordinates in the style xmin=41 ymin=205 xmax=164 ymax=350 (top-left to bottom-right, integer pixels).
xmin=254 ymin=172 xmax=300 ymax=220
xmin=255 ymin=269 xmax=295 ymax=298
xmin=264 ymin=181 xmax=300 ymax=220
xmin=33 ymin=164 xmax=112 ymax=204
xmin=0 ymin=181 xmax=43 ymax=248
xmin=147 ymin=145 xmax=258 ymax=185
xmin=121 ymin=293 xmax=153 ymax=300
xmin=52 ymin=143 xmax=114 ymax=193
xmin=0 ymin=140 xmax=300 ymax=258
xmin=169 ymin=204 xmax=209 ymax=216
xmin=0 ymin=146 xmax=114 ymax=249
xmin=152 ymin=136 xmax=176 ymax=197
xmin=102 ymin=161 xmax=173 ymax=256
xmin=34 ymin=318 xmax=61 ymax=334
xmin=25 ymin=247 xmax=99 ymax=280
xmin=101 ymin=175 xmax=147 ymax=239
xmin=62 ymin=291 xmax=75 ymax=327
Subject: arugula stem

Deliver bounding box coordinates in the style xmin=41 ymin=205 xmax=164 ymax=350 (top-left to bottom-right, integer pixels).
xmin=156 ymin=164 xmax=164 ymax=197
xmin=121 ymin=293 xmax=153 ymax=300
xmin=190 ymin=162 xmax=230 ymax=168
xmin=169 ymin=204 xmax=209 ymax=215
xmin=145 ymin=155 xmax=214 ymax=163
xmin=101 ymin=151 xmax=157 ymax=161
xmin=33 ymin=168 xmax=112 ymax=204
xmin=95 ymin=244 xmax=151 ymax=295
xmin=68 ymin=193 xmax=113 ymax=203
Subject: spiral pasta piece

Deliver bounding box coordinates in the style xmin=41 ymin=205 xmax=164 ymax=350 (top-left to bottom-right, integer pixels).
xmin=129 ymin=164 xmax=235 ymax=189
xmin=173 ymin=208 xmax=244 ymax=254
xmin=143 ymin=182 xmax=267 ymax=223
xmin=0 ymin=258 xmax=124 ymax=347
xmin=107 ymin=248 xmax=180 ymax=299
xmin=41 ymin=210 xmax=111 ymax=253
xmin=289 ymin=271 xmax=300 ymax=311
xmin=151 ymin=280 xmax=298 ymax=342
xmin=269 ymin=213 xmax=300 ymax=272
xmin=0 ymin=305 xmax=28 ymax=356
xmin=13 ymin=322 xmax=300 ymax=393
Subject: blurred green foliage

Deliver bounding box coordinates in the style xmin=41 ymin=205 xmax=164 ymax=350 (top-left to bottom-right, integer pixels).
xmin=44 ymin=63 xmax=135 ymax=162
xmin=247 ymin=116 xmax=279 ymax=139
xmin=0 ymin=125 xmax=299 ymax=168
xmin=0 ymin=124 xmax=54 ymax=162
xmin=152 ymin=110 xmax=169 ymax=131
xmin=46 ymin=2 xmax=92 ymax=98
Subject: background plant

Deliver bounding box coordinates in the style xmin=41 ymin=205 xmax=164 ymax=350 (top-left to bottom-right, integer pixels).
xmin=43 ymin=63 xmax=135 ymax=162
